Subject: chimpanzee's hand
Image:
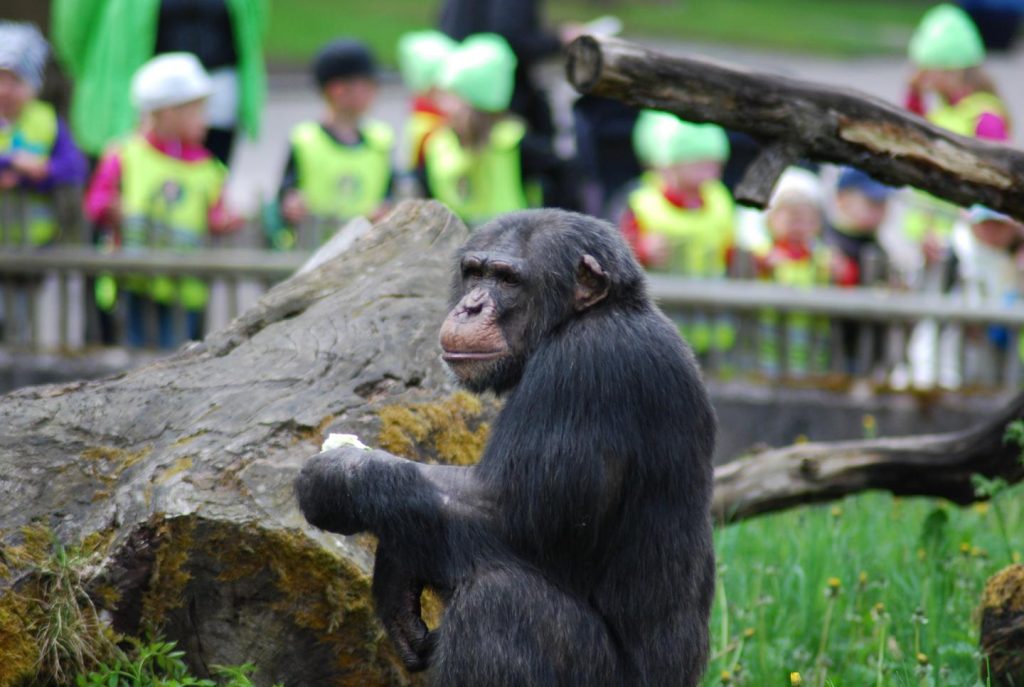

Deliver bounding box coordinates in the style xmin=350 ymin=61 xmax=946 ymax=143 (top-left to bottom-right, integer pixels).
xmin=373 ymin=540 xmax=439 ymax=672
xmin=295 ymin=446 xmax=377 ymax=535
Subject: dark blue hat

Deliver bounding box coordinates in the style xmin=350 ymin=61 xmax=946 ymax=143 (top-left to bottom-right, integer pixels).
xmin=837 ymin=167 xmax=891 ymax=202
xmin=313 ymin=38 xmax=376 ymax=87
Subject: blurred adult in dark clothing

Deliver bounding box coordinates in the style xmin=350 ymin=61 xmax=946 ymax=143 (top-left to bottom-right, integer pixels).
xmin=572 ymin=95 xmax=640 ymax=219
xmin=155 ymin=0 xmax=243 ymax=163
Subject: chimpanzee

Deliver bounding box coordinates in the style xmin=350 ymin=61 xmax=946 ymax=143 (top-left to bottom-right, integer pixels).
xmin=295 ymin=209 xmax=716 ymax=686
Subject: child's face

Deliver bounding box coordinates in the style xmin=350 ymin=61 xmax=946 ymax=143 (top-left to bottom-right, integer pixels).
xmin=917 ymin=68 xmax=965 ymax=99
xmin=661 ymin=160 xmax=723 ymax=191
xmin=323 ymin=78 xmax=377 ymax=117
xmin=972 ymin=218 xmax=1021 ymax=250
xmin=151 ymin=98 xmax=208 ymax=145
xmin=436 ymin=89 xmax=470 ymax=119
xmin=835 ymin=189 xmax=887 ymax=234
xmin=768 ymin=198 xmax=822 ymax=244
xmin=0 ymin=69 xmax=33 ymax=120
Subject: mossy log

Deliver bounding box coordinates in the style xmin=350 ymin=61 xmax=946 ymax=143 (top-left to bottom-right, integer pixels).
xmin=0 ymin=201 xmax=491 ymax=686
xmin=980 ymin=564 xmax=1024 ymax=686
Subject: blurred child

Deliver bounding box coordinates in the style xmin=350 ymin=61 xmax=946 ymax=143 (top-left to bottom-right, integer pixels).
xmin=825 ymin=167 xmax=892 ymax=288
xmin=85 ymin=52 xmax=242 ymax=348
xmin=825 ymin=167 xmax=894 ymax=375
xmin=903 ymin=3 xmax=1009 ymax=268
xmin=914 ymin=206 xmax=1024 ymax=389
xmin=621 ymin=110 xmax=734 ymax=275
xmin=423 ymin=33 xmax=534 ymax=226
xmin=0 ymin=21 xmax=86 ymax=245
xmin=619 ymin=109 xmax=734 ymax=355
xmin=277 ymin=39 xmax=394 ymax=248
xmin=907 ymin=4 xmax=1009 ymax=140
xmin=397 ymin=30 xmax=456 ymax=192
xmin=898 ymin=4 xmax=1009 ymax=389
xmin=756 ymin=168 xmax=831 ymax=378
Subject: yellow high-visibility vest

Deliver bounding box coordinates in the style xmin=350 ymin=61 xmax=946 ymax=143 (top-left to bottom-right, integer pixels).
xmin=119 ymin=135 xmax=226 ymax=310
xmin=629 ymin=175 xmax=735 ymax=278
xmin=291 ymin=120 xmax=393 ymax=221
xmin=425 ymin=119 xmax=530 ymax=226
xmin=0 ymin=100 xmax=59 ymax=245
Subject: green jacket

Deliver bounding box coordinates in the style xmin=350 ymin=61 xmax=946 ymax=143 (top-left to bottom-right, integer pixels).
xmin=51 ymin=0 xmax=267 ymax=156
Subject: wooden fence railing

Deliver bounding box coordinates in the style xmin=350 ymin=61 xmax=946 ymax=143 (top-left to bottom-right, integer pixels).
xmin=1 ymin=245 xmax=1022 ymax=391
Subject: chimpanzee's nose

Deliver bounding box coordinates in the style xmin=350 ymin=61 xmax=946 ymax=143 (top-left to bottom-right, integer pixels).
xmin=460 ymin=288 xmax=488 ymax=317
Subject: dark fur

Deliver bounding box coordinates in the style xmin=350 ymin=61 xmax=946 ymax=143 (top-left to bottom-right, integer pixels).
xmin=296 ymin=209 xmax=716 ymax=686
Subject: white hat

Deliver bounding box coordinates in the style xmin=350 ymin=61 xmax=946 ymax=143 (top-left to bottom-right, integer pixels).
xmin=131 ymin=53 xmax=212 ymax=113
xmin=0 ymin=22 xmax=49 ymax=92
xmin=770 ymin=167 xmax=822 ymax=207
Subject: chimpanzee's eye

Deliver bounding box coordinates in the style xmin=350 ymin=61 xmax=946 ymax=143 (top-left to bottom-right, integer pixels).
xmin=500 ymin=271 xmax=520 ymax=287
xmin=462 ymin=265 xmax=483 ymax=281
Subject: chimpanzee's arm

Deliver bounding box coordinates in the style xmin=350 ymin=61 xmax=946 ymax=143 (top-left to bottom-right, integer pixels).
xmin=295 ymin=447 xmax=494 ymax=671
xmin=295 ymin=447 xmax=488 ymax=541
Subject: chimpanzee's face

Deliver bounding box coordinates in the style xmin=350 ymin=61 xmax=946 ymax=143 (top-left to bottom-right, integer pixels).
xmin=439 ymin=248 xmax=531 ymax=394
xmin=439 ymin=215 xmax=611 ymax=395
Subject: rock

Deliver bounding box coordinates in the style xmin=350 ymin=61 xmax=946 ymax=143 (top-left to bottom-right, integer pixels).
xmin=0 ymin=201 xmax=496 ymax=686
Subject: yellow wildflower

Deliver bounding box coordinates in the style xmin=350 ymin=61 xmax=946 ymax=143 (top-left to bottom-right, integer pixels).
xmin=790 ymin=672 xmax=803 ymax=686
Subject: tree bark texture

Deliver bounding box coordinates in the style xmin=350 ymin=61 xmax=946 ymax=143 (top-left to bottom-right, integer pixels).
xmin=565 ymin=35 xmax=1024 ymax=219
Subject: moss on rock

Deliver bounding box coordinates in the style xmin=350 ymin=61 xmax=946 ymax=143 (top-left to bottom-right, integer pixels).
xmin=378 ymin=391 xmax=492 ymax=466
xmin=982 ymin=564 xmax=1024 ymax=615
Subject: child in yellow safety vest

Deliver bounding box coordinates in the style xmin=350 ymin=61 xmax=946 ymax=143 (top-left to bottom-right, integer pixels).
xmin=902 ymin=4 xmax=1010 ymax=256
xmin=397 ymin=31 xmax=456 ymax=195
xmin=423 ymin=34 xmax=536 ymax=227
xmin=619 ymin=109 xmax=736 ymax=356
xmin=84 ymin=52 xmax=243 ymax=349
xmin=277 ymin=39 xmax=394 ymax=249
xmin=0 ymin=22 xmax=87 ymax=246
xmin=755 ymin=168 xmax=833 ymax=379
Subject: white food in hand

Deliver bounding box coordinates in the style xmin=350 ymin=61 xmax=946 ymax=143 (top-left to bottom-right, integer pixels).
xmin=320 ymin=433 xmax=370 ymax=452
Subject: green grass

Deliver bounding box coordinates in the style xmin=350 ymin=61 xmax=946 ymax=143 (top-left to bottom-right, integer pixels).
xmin=704 ymin=484 xmax=1024 ymax=686
xmin=264 ymin=0 xmax=932 ymax=66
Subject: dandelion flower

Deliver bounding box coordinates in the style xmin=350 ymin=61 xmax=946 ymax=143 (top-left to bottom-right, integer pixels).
xmin=790 ymin=672 xmax=802 ymax=686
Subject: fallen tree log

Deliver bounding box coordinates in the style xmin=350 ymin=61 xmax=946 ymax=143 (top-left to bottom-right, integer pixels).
xmin=712 ymin=391 xmax=1024 ymax=523
xmin=565 ymin=35 xmax=1024 ymax=218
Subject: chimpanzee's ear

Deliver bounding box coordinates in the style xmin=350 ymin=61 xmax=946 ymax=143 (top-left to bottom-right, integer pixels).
xmin=574 ymin=254 xmax=610 ymax=311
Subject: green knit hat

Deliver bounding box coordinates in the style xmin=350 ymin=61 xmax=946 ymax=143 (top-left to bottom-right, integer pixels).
xmin=438 ymin=33 xmax=517 ymax=112
xmin=632 ymin=110 xmax=730 ymax=167
xmin=397 ymin=30 xmax=457 ymax=93
xmin=909 ymin=4 xmax=985 ymax=69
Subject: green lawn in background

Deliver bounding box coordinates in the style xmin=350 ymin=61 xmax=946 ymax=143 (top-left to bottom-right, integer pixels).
xmin=264 ymin=0 xmax=933 ymax=66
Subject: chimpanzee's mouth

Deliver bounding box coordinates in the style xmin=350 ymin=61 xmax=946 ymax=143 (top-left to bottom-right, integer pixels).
xmin=441 ymin=350 xmax=506 ymax=362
